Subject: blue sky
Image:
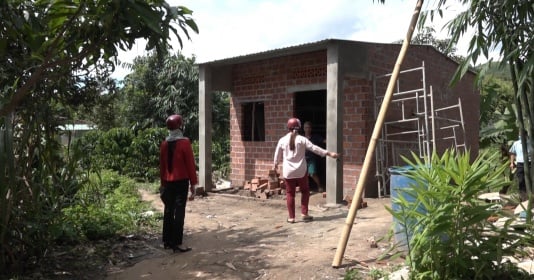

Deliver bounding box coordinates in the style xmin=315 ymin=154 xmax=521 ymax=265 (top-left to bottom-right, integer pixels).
xmin=113 ymin=0 xmax=486 ymax=80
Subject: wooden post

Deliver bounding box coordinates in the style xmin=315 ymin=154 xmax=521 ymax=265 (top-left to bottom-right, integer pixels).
xmin=332 ymin=0 xmax=424 ymax=268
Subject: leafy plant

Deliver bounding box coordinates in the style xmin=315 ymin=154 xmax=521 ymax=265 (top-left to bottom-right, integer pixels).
xmin=387 ymin=149 xmax=533 ymax=279
xmin=126 ymin=128 xmax=167 ymax=181
xmin=344 ymin=268 xmax=365 ymax=280
xmin=62 ymin=170 xmax=153 ymax=240
xmin=368 ymin=267 xmax=388 ymax=280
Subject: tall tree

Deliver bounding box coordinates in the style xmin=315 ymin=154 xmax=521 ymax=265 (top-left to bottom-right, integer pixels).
xmin=0 ymin=0 xmax=198 ymax=272
xmin=421 ymin=0 xmax=534 ymax=195
xmin=118 ymin=52 xmax=199 ymax=135
xmin=478 ymin=62 xmax=516 ymax=149
xmin=0 ymin=0 xmax=197 ymax=116
xmin=116 ymin=51 xmax=230 ymax=143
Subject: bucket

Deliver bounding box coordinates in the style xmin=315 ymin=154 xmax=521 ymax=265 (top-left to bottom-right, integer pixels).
xmin=389 ymin=166 xmax=426 ymax=248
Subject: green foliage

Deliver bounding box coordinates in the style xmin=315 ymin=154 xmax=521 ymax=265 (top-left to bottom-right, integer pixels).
xmin=0 ymin=0 xmax=198 ymax=117
xmin=99 ymin=128 xmax=135 ymax=174
xmin=126 ymin=128 xmax=168 ymax=180
xmin=478 ymin=62 xmax=517 ymax=150
xmin=101 ymin=51 xmax=230 ymax=180
xmin=74 ymin=129 xmax=104 ymax=171
xmin=422 ymin=1 xmax=533 ymax=194
xmin=212 ymin=136 xmax=230 ymax=178
xmin=368 ymin=268 xmax=388 ymax=280
xmin=387 ymin=149 xmax=532 ymax=279
xmin=74 ymin=128 xmax=157 ymax=180
xmin=0 ymin=112 xmax=89 ymax=272
xmin=62 ymin=170 xmax=152 ymax=241
xmin=74 ymin=128 xmax=139 ymax=176
xmin=73 ymin=127 xmax=214 ymax=182
xmin=117 ymin=52 xmax=199 ymax=135
xmin=0 ymin=0 xmax=198 ymax=272
xmin=74 ymin=125 xmax=229 ymax=182
xmin=345 ymin=268 xmax=365 ymax=280
xmin=115 ymin=52 xmax=230 ymax=144
xmin=479 ymin=62 xmax=513 ymax=81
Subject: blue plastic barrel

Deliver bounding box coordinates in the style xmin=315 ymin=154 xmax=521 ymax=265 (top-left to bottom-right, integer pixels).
xmin=389 ymin=166 xmax=425 ymax=248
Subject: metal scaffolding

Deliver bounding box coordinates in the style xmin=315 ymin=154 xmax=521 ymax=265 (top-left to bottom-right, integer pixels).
xmin=372 ymin=61 xmax=466 ymax=198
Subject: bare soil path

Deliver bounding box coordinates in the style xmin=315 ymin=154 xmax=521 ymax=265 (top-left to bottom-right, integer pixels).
xmin=106 ymin=191 xmax=400 ymax=280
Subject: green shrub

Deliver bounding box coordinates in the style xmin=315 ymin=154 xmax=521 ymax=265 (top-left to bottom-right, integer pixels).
xmin=99 ymin=128 xmax=135 ymax=174
xmin=62 ymin=170 xmax=153 ymax=240
xmin=125 ymin=128 xmax=167 ymax=181
xmin=212 ymin=137 xmax=230 ymax=178
xmin=387 ymin=149 xmax=533 ymax=279
xmin=73 ymin=129 xmax=104 ymax=172
xmin=75 ymin=126 xmax=230 ymax=183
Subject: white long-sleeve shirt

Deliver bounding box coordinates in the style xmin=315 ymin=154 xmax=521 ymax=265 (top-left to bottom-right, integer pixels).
xmin=274 ymin=132 xmax=328 ymax=179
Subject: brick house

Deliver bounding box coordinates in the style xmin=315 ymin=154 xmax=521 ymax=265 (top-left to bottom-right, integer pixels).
xmin=197 ymin=39 xmax=479 ymax=205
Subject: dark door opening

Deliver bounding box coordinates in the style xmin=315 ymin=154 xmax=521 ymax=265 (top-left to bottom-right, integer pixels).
xmin=294 ymin=90 xmax=327 ymax=191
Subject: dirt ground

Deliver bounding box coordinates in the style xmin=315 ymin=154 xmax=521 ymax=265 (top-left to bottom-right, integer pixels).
xmin=105 ymin=190 xmax=402 ymax=280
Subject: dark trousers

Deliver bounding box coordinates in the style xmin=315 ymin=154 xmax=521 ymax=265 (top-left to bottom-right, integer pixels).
xmin=160 ymin=180 xmax=189 ymax=247
xmin=517 ymin=163 xmax=527 ymax=194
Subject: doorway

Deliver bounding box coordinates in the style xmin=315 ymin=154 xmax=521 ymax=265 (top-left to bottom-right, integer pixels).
xmin=294 ymin=90 xmax=327 ymax=191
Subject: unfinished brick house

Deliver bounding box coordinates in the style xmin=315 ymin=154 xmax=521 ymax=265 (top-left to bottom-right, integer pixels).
xmin=197 ymin=39 xmax=479 ymax=205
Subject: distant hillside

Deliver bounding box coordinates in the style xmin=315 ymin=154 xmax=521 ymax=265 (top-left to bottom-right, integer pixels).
xmin=476 ymin=61 xmax=512 ymax=80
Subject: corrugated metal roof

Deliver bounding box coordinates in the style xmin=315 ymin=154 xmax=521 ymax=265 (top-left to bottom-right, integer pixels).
xmin=197 ymin=38 xmax=471 ymax=73
xmin=59 ymin=124 xmax=96 ymax=131
xmin=198 ymin=38 xmax=337 ymax=66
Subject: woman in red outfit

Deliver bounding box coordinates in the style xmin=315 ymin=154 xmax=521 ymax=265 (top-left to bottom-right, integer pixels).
xmin=159 ymin=114 xmax=197 ymax=253
xmin=274 ymin=118 xmax=338 ymax=223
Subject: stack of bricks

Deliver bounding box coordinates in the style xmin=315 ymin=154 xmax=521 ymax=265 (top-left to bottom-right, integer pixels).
xmin=243 ymin=169 xmax=285 ymax=199
xmin=344 ymin=195 xmax=367 ymax=209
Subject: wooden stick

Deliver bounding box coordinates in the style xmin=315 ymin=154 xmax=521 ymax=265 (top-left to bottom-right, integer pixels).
xmin=332 ymin=0 xmax=424 ymax=268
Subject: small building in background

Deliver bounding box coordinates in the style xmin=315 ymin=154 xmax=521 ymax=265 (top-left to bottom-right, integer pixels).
xmin=59 ymin=123 xmax=96 ymax=146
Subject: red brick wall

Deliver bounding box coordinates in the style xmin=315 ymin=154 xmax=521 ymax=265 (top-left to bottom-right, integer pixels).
xmin=229 ymin=51 xmax=327 ymax=186
xmin=366 ymin=43 xmax=479 ymax=156
xmin=228 ymin=43 xmax=479 ymax=197
xmin=360 ymin=43 xmax=479 ymax=197
xmin=340 ymin=75 xmax=374 ymax=195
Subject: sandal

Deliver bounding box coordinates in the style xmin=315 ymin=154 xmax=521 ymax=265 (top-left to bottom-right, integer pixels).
xmin=302 ymin=215 xmax=314 ymax=222
xmin=287 ymin=218 xmax=295 ymax=223
xmin=172 ymin=245 xmax=192 ymax=253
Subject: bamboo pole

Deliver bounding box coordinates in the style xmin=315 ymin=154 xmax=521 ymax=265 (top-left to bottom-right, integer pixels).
xmin=332 ymin=0 xmax=424 ymax=268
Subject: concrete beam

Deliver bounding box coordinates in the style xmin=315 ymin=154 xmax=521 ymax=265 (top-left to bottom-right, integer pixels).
xmin=325 ymin=42 xmax=344 ymax=206
xmin=199 ymin=65 xmax=213 ymax=192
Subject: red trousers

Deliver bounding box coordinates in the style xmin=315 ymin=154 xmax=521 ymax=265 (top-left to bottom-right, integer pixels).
xmin=284 ymin=176 xmax=310 ymax=219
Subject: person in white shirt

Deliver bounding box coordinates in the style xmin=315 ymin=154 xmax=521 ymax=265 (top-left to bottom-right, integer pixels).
xmin=509 ymin=130 xmax=532 ymax=200
xmin=274 ymin=118 xmax=339 ymax=223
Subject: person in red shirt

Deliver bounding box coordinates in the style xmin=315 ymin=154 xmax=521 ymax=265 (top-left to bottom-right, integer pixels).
xmin=159 ymin=114 xmax=197 ymax=253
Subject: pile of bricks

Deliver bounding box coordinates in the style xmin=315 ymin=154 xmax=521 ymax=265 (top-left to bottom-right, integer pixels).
xmin=243 ymin=170 xmax=285 ymax=199
xmin=344 ymin=195 xmax=368 ymax=209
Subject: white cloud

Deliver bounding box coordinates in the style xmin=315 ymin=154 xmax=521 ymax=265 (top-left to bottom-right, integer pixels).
xmin=112 ymin=0 xmax=498 ymax=80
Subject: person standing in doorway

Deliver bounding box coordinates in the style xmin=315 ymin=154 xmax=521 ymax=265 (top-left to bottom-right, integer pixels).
xmin=274 ymin=117 xmax=339 ymax=223
xmin=303 ymin=121 xmax=326 ymax=192
xmin=159 ymin=114 xmax=197 ymax=253
xmin=509 ymin=130 xmax=532 ymax=201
